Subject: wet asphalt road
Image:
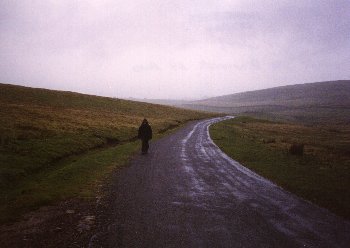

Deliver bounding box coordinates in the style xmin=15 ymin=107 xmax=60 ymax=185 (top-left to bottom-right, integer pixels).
xmin=91 ymin=117 xmax=350 ymax=248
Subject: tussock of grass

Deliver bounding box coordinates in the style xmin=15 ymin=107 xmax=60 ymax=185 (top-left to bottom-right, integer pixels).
xmin=0 ymin=83 xmax=216 ymax=222
xmin=210 ymin=116 xmax=350 ymax=219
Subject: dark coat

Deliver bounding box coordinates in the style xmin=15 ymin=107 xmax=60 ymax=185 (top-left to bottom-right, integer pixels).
xmin=138 ymin=122 xmax=152 ymax=141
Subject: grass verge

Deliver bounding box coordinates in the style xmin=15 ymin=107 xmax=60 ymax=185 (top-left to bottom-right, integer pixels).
xmin=210 ymin=116 xmax=350 ymax=219
xmin=1 ymin=141 xmax=139 ymax=223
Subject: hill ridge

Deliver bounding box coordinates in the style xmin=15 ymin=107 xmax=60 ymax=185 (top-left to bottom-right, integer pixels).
xmin=184 ymin=80 xmax=350 ymax=124
xmin=194 ymin=80 xmax=350 ymax=106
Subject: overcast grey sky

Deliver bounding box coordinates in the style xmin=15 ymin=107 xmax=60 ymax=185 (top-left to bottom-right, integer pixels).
xmin=1 ymin=0 xmax=349 ymax=99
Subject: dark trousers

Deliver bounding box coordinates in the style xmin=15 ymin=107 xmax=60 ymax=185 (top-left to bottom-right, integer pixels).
xmin=141 ymin=139 xmax=149 ymax=153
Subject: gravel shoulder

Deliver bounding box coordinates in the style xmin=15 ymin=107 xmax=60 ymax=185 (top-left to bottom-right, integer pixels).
xmin=0 ymin=198 xmax=97 ymax=248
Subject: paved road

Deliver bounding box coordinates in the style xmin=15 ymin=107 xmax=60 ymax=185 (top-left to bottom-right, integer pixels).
xmin=91 ymin=117 xmax=350 ymax=248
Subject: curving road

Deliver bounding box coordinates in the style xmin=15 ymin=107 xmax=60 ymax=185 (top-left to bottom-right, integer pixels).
xmin=91 ymin=117 xmax=350 ymax=248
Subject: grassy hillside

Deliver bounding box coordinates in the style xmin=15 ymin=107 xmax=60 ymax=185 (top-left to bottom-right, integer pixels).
xmin=0 ymin=83 xmax=215 ymax=222
xmin=185 ymin=80 xmax=350 ymax=124
xmin=210 ymin=117 xmax=350 ymax=219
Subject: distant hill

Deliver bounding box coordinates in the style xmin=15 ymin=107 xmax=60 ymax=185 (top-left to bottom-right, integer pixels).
xmin=183 ymin=80 xmax=350 ymax=124
xmin=129 ymin=98 xmax=192 ymax=107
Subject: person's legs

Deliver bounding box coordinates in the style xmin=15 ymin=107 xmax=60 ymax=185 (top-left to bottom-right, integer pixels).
xmin=145 ymin=140 xmax=149 ymax=152
xmin=141 ymin=139 xmax=149 ymax=154
xmin=141 ymin=140 xmax=146 ymax=153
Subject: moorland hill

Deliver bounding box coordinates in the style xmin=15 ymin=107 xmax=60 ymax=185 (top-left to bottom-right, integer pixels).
xmin=185 ymin=80 xmax=350 ymax=124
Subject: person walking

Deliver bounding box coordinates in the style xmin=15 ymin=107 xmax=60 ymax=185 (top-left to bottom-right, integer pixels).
xmin=138 ymin=119 xmax=152 ymax=154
